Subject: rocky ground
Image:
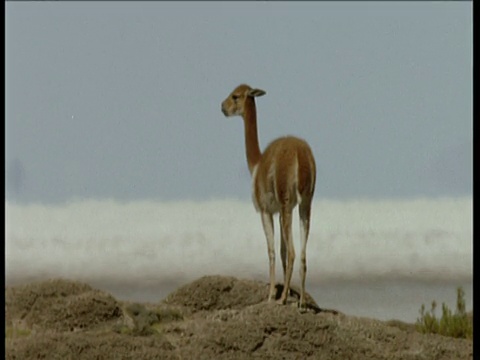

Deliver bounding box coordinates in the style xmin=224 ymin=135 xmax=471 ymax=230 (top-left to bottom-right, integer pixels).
xmin=5 ymin=275 xmax=473 ymax=359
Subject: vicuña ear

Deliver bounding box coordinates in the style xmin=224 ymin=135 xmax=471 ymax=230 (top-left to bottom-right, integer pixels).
xmin=248 ymin=88 xmax=266 ymax=98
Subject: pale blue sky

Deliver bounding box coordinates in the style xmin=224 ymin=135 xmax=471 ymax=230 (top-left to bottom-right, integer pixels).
xmin=5 ymin=1 xmax=472 ymax=204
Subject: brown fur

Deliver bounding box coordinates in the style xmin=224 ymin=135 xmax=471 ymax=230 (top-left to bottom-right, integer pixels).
xmin=221 ymin=84 xmax=316 ymax=308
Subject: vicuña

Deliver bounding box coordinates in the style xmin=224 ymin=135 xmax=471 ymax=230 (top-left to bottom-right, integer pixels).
xmin=221 ymin=84 xmax=316 ymax=308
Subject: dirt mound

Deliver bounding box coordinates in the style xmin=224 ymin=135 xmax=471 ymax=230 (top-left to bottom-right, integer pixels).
xmin=5 ymin=276 xmax=473 ymax=360
xmin=5 ymin=278 xmax=122 ymax=332
xmin=164 ymin=275 xmax=323 ymax=313
xmin=159 ymin=300 xmax=470 ymax=359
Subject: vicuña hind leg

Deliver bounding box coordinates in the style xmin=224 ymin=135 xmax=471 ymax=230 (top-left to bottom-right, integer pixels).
xmin=280 ymin=224 xmax=287 ymax=282
xmin=278 ymin=207 xmax=294 ymax=305
xmin=261 ymin=212 xmax=276 ymax=302
xmin=299 ymin=201 xmax=312 ymax=309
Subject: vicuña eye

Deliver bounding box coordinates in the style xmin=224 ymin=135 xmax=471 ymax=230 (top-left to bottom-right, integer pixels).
xmin=232 ymin=95 xmax=239 ymax=100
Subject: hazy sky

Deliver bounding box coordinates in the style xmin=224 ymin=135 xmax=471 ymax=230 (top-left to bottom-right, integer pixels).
xmin=5 ymin=2 xmax=472 ymax=204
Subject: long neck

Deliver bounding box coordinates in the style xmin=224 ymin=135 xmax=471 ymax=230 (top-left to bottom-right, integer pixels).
xmin=242 ymin=97 xmax=262 ymax=174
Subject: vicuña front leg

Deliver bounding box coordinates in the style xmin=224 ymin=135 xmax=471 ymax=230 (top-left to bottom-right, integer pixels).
xmin=278 ymin=207 xmax=295 ymax=305
xmin=261 ymin=212 xmax=276 ymax=302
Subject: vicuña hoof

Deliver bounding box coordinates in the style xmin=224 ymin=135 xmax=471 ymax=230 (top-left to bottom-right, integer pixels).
xmin=276 ymin=298 xmax=287 ymax=305
xmin=298 ymin=303 xmax=308 ymax=313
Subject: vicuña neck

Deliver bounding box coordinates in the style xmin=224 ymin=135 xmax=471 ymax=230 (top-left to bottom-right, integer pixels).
xmin=243 ymin=97 xmax=262 ymax=175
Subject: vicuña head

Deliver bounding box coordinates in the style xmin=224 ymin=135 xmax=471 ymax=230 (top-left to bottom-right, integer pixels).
xmin=221 ymin=84 xmax=266 ymax=118
xmin=221 ymin=84 xmax=316 ymax=310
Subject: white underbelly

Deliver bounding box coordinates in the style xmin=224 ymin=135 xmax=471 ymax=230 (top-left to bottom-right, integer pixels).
xmin=256 ymin=190 xmax=281 ymax=213
xmin=251 ymin=163 xmax=298 ymax=214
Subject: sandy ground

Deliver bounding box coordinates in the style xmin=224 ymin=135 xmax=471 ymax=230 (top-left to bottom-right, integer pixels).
xmin=5 ymin=276 xmax=472 ymax=359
